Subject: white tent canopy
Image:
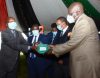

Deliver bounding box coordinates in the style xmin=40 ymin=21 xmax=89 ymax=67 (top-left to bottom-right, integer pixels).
xmin=30 ymin=0 xmax=68 ymax=30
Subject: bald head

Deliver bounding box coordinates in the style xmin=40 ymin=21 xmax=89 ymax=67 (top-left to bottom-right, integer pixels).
xmin=68 ymin=2 xmax=84 ymax=13
xmin=68 ymin=2 xmax=84 ymax=20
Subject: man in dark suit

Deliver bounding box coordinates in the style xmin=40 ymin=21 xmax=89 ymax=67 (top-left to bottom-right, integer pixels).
xmin=46 ymin=23 xmax=61 ymax=78
xmin=53 ymin=17 xmax=71 ymax=78
xmin=27 ymin=24 xmax=49 ymax=78
xmin=46 ymin=23 xmax=61 ymax=45
xmin=0 ymin=17 xmax=29 ymax=78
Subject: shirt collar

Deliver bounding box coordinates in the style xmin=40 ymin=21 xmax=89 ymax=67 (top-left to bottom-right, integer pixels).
xmin=62 ymin=26 xmax=68 ymax=34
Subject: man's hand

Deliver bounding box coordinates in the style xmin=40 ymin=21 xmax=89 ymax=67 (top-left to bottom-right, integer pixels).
xmin=49 ymin=45 xmax=55 ymax=54
xmin=49 ymin=45 xmax=55 ymax=48
xmin=34 ymin=42 xmax=40 ymax=47
xmin=31 ymin=46 xmax=37 ymax=50
xmin=57 ymin=60 xmax=63 ymax=65
xmin=32 ymin=42 xmax=39 ymax=50
xmin=44 ymin=45 xmax=55 ymax=55
xmin=45 ymin=48 xmax=52 ymax=55
xmin=67 ymin=32 xmax=72 ymax=37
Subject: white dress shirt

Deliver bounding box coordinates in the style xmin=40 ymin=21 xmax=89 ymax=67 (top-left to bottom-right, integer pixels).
xmin=62 ymin=26 xmax=69 ymax=35
xmin=30 ymin=35 xmax=39 ymax=58
xmin=32 ymin=35 xmax=39 ymax=44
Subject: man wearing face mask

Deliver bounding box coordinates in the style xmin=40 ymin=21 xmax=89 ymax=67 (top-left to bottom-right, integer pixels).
xmin=27 ymin=24 xmax=49 ymax=78
xmin=47 ymin=23 xmax=60 ymax=45
xmin=50 ymin=2 xmax=100 ymax=78
xmin=53 ymin=17 xmax=71 ymax=78
xmin=46 ymin=23 xmax=61 ymax=78
xmin=0 ymin=17 xmax=29 ymax=78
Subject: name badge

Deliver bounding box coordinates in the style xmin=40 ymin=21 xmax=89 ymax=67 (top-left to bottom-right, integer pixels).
xmin=40 ymin=47 xmax=46 ymax=51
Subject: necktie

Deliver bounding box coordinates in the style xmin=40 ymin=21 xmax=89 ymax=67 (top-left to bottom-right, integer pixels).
xmin=51 ymin=34 xmax=56 ymax=44
xmin=60 ymin=31 xmax=63 ymax=37
xmin=33 ymin=36 xmax=37 ymax=46
xmin=11 ymin=30 xmax=16 ymax=38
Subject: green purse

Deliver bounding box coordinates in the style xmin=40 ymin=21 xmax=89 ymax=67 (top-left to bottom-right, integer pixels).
xmin=36 ymin=43 xmax=50 ymax=54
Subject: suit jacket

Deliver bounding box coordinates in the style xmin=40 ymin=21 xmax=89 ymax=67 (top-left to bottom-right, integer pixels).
xmin=28 ymin=34 xmax=48 ymax=46
xmin=28 ymin=34 xmax=47 ymax=58
xmin=58 ymin=27 xmax=71 ymax=64
xmin=46 ymin=30 xmax=61 ymax=45
xmin=0 ymin=29 xmax=28 ymax=72
xmin=59 ymin=27 xmax=71 ymax=44
xmin=53 ymin=14 xmax=100 ymax=78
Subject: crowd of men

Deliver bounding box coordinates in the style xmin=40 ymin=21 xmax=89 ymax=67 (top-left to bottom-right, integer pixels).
xmin=0 ymin=2 xmax=100 ymax=78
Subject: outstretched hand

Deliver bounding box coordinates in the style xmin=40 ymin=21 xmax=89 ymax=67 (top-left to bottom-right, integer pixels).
xmin=32 ymin=42 xmax=40 ymax=50
xmin=44 ymin=45 xmax=55 ymax=55
xmin=49 ymin=45 xmax=55 ymax=54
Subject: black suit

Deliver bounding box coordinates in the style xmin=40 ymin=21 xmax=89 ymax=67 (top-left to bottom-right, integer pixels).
xmin=0 ymin=29 xmax=28 ymax=78
xmin=46 ymin=30 xmax=61 ymax=78
xmin=54 ymin=27 xmax=71 ymax=78
xmin=46 ymin=30 xmax=61 ymax=45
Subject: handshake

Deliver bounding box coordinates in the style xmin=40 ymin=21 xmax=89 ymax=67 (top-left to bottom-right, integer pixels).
xmin=31 ymin=42 xmax=55 ymax=55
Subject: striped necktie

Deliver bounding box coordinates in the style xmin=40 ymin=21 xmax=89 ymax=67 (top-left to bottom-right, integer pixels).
xmin=51 ymin=34 xmax=56 ymax=44
xmin=33 ymin=36 xmax=37 ymax=46
xmin=11 ymin=30 xmax=16 ymax=37
xmin=60 ymin=31 xmax=63 ymax=37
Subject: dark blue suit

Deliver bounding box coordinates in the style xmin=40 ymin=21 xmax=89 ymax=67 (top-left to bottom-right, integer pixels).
xmin=27 ymin=34 xmax=49 ymax=78
xmin=54 ymin=27 xmax=71 ymax=78
xmin=46 ymin=30 xmax=61 ymax=78
xmin=46 ymin=30 xmax=61 ymax=45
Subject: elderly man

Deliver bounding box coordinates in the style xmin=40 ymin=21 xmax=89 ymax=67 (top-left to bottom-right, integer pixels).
xmin=50 ymin=2 xmax=100 ymax=78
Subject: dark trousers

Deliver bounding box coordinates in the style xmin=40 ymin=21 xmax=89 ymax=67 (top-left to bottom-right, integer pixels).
xmin=27 ymin=57 xmax=50 ymax=78
xmin=46 ymin=60 xmax=55 ymax=78
xmin=0 ymin=61 xmax=18 ymax=78
xmin=53 ymin=62 xmax=70 ymax=78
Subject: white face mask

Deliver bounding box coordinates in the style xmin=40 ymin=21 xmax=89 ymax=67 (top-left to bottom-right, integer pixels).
xmin=53 ymin=31 xmax=57 ymax=36
xmin=32 ymin=30 xmax=39 ymax=36
xmin=67 ymin=15 xmax=75 ymax=23
xmin=8 ymin=22 xmax=17 ymax=29
xmin=57 ymin=25 xmax=63 ymax=30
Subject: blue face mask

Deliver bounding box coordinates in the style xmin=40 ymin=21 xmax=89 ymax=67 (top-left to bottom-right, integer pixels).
xmin=8 ymin=22 xmax=17 ymax=29
xmin=57 ymin=25 xmax=63 ymax=30
xmin=32 ymin=30 xmax=39 ymax=36
xmin=53 ymin=31 xmax=57 ymax=36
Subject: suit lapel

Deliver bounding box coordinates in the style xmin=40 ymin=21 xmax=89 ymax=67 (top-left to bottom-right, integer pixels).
xmin=38 ymin=35 xmax=41 ymax=42
xmin=71 ymin=14 xmax=86 ymax=38
xmin=6 ymin=29 xmax=15 ymax=39
xmin=31 ymin=35 xmax=40 ymax=43
xmin=31 ymin=36 xmax=34 ymax=44
xmin=62 ymin=27 xmax=70 ymax=37
xmin=75 ymin=13 xmax=86 ymax=25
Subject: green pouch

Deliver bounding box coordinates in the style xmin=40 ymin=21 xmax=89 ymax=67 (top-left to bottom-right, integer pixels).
xmin=36 ymin=43 xmax=49 ymax=54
